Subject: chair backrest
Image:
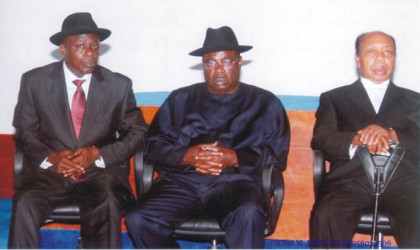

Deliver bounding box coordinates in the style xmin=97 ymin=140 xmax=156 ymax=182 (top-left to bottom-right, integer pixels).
xmin=262 ymin=164 xmax=284 ymax=235
xmin=133 ymin=151 xmax=154 ymax=197
xmin=14 ymin=148 xmax=24 ymax=176
xmin=312 ymin=150 xmax=326 ymax=199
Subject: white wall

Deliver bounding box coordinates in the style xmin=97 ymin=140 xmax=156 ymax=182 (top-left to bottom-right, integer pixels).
xmin=1 ymin=0 xmax=420 ymax=133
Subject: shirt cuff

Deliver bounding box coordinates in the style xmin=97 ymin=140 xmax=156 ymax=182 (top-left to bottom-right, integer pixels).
xmin=40 ymin=158 xmax=52 ymax=169
xmin=349 ymin=144 xmax=357 ymax=159
xmin=95 ymin=156 xmax=105 ymax=168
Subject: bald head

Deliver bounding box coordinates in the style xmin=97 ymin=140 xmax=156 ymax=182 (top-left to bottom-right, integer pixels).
xmin=355 ymin=31 xmax=396 ymax=55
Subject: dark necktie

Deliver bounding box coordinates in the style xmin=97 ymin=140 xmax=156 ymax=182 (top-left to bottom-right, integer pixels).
xmin=71 ymin=79 xmax=86 ymax=140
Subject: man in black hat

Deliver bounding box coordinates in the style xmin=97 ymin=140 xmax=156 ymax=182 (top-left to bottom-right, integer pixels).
xmin=125 ymin=26 xmax=290 ymax=248
xmin=9 ymin=12 xmax=147 ymax=248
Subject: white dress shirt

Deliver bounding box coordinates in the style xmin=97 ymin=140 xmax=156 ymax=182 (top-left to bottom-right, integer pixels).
xmin=360 ymin=77 xmax=389 ymax=114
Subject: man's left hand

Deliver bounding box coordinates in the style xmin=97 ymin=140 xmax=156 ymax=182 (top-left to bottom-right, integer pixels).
xmin=194 ymin=142 xmax=239 ymax=175
xmin=182 ymin=141 xmax=239 ymax=175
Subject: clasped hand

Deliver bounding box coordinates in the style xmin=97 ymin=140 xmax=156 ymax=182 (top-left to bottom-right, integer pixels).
xmin=352 ymin=124 xmax=398 ymax=154
xmin=182 ymin=142 xmax=238 ymax=176
xmin=47 ymin=147 xmax=100 ymax=178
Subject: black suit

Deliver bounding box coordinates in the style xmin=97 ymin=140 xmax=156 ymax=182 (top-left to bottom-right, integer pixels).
xmin=310 ymin=79 xmax=420 ymax=248
xmin=8 ymin=61 xmax=147 ymax=248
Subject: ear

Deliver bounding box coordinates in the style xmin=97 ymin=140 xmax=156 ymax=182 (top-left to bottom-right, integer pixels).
xmin=238 ymin=56 xmax=243 ymax=66
xmin=59 ymin=43 xmax=66 ymax=56
xmin=355 ymin=53 xmax=361 ymax=69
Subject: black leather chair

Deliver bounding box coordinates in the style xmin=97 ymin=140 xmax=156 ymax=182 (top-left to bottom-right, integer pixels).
xmin=13 ymin=148 xmax=130 ymax=248
xmin=133 ymin=151 xmax=285 ymax=249
xmin=14 ymin=148 xmax=83 ymax=223
xmin=312 ymin=150 xmax=393 ymax=247
xmin=14 ymin=148 xmax=82 ymax=246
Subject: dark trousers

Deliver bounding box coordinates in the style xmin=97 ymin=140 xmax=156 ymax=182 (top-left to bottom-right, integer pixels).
xmin=310 ymin=168 xmax=420 ymax=249
xmin=125 ymin=171 xmax=266 ymax=249
xmin=8 ymin=166 xmax=132 ymax=249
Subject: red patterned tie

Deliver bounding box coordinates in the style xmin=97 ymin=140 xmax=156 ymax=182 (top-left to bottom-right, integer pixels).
xmin=71 ymin=79 xmax=86 ymax=140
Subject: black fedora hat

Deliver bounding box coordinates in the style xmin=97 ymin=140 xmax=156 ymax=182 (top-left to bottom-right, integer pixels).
xmin=189 ymin=26 xmax=252 ymax=56
xmin=50 ymin=12 xmax=111 ymax=46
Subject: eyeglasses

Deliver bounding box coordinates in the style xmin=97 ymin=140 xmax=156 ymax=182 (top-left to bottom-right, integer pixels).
xmin=203 ymin=57 xmax=239 ymax=69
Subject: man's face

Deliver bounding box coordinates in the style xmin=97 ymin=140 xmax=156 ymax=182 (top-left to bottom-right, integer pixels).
xmin=60 ymin=34 xmax=100 ymax=77
xmin=355 ymin=32 xmax=396 ymax=84
xmin=202 ymin=50 xmax=242 ymax=94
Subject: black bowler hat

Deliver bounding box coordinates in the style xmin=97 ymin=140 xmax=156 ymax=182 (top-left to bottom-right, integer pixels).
xmin=189 ymin=26 xmax=253 ymax=56
xmin=50 ymin=12 xmax=111 ymax=46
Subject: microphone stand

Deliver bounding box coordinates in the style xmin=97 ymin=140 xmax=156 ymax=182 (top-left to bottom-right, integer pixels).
xmin=357 ymin=143 xmax=404 ymax=250
xmin=371 ymin=165 xmax=383 ymax=249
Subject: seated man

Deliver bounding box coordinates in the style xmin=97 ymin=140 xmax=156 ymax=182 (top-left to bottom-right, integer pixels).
xmin=310 ymin=31 xmax=420 ymax=248
xmin=8 ymin=12 xmax=147 ymax=248
xmin=125 ymin=26 xmax=290 ymax=248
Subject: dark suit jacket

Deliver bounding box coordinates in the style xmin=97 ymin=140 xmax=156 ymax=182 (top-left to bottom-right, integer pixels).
xmin=13 ymin=61 xmax=148 ymax=189
xmin=311 ymin=79 xmax=420 ymax=182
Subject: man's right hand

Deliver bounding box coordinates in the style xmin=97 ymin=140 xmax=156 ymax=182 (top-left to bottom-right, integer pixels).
xmin=47 ymin=150 xmax=86 ymax=178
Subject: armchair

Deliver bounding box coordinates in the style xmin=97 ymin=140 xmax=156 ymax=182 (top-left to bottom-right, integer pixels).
xmin=14 ymin=148 xmax=82 ymax=246
xmin=13 ymin=148 xmax=130 ymax=248
xmin=312 ymin=150 xmax=393 ymax=247
xmin=133 ymin=151 xmax=285 ymax=248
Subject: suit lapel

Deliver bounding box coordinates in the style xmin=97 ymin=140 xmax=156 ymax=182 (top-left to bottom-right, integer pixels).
xmin=78 ymin=68 xmax=107 ymax=145
xmin=347 ymin=80 xmax=377 ymax=116
xmin=47 ymin=62 xmax=78 ymax=146
xmin=378 ymin=82 xmax=401 ymax=115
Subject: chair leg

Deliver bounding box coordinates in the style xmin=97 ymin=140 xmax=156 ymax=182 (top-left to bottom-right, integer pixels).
xmin=208 ymin=239 xmax=220 ymax=249
xmin=76 ymin=237 xmax=82 ymax=249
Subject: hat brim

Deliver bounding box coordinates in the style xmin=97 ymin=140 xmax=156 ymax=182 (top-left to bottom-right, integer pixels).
xmin=50 ymin=27 xmax=111 ymax=46
xmin=189 ymin=45 xmax=253 ymax=56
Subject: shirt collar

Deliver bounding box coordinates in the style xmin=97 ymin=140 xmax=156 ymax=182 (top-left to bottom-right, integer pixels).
xmin=63 ymin=61 xmax=92 ymax=83
xmin=360 ymin=77 xmax=390 ymax=90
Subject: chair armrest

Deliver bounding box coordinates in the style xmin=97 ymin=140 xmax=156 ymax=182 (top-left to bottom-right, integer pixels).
xmin=262 ymin=163 xmax=284 ymax=235
xmin=313 ymin=150 xmax=326 ymax=199
xmin=134 ymin=151 xmax=154 ymax=196
xmin=14 ymin=148 xmax=24 ymax=176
